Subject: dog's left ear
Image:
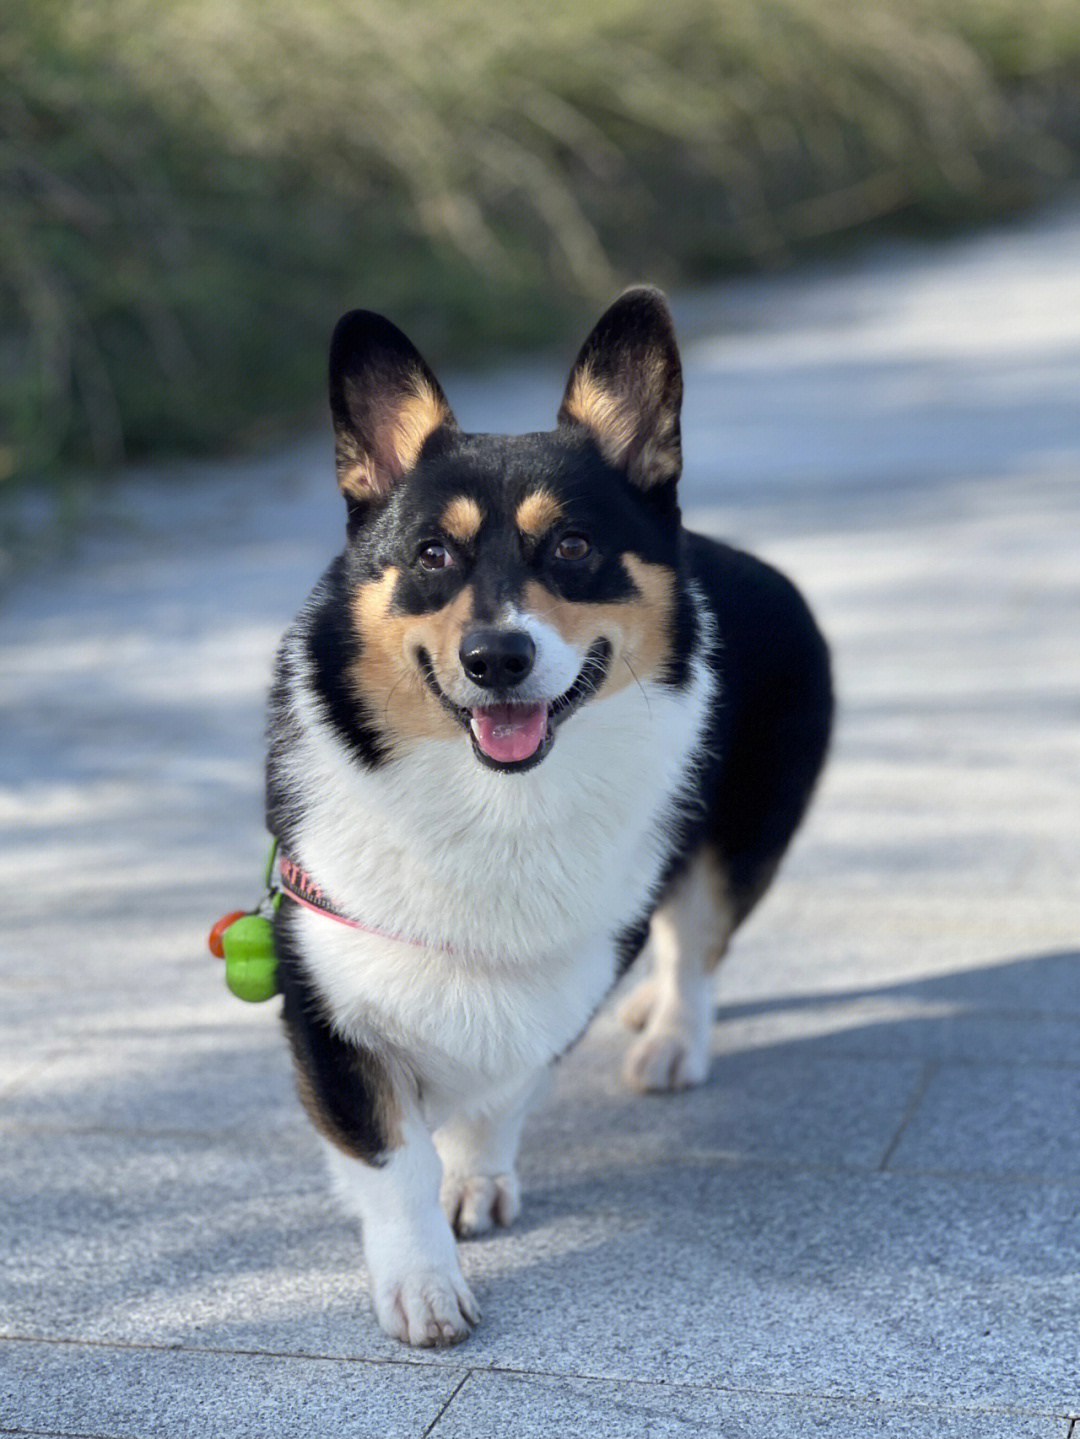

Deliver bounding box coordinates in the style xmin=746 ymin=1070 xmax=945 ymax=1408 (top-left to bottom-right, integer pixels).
xmin=329 ymin=310 xmax=458 ymax=501
xmin=558 ymin=287 xmax=682 ymax=490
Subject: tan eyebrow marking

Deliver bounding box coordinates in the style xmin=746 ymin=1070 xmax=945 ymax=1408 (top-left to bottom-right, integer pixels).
xmin=439 ymin=495 xmax=483 ymax=544
xmin=515 ymin=490 xmax=564 ymax=538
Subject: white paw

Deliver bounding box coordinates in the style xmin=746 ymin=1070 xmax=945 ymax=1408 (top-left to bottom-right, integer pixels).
xmin=440 ymin=1171 xmax=521 ymax=1238
xmin=617 ymin=977 xmax=658 ymax=1031
xmin=623 ymin=1026 xmax=710 ymax=1093
xmin=371 ymin=1266 xmax=481 ymax=1347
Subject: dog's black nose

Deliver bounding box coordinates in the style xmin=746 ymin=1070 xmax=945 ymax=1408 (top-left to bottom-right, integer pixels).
xmin=460 ymin=629 xmax=536 ymax=689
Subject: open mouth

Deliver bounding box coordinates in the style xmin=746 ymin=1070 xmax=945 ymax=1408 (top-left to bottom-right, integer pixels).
xmin=418 ymin=639 xmax=612 ymax=772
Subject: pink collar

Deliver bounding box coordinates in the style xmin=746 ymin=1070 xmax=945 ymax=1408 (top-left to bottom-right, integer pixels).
xmin=277 ymin=851 xmax=453 ymax=953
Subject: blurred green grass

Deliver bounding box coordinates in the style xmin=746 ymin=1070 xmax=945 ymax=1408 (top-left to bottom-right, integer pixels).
xmin=3 ymin=0 xmax=1079 ymax=491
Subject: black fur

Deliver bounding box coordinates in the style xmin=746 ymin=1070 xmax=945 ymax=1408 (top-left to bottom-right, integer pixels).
xmin=275 ymin=906 xmax=397 ymax=1165
xmin=690 ymin=535 xmax=834 ymax=919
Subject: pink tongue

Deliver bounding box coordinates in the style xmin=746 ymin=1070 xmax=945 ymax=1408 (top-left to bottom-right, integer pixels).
xmin=471 ymin=703 xmax=549 ymax=763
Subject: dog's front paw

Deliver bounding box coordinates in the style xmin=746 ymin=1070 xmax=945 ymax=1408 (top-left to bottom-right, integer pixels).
xmin=440 ymin=1171 xmax=521 ymax=1238
xmin=364 ymin=1211 xmax=481 ymax=1347
xmin=371 ymin=1265 xmax=481 ymax=1347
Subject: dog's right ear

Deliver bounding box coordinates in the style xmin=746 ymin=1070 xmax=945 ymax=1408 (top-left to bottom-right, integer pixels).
xmin=329 ymin=311 xmax=458 ymax=501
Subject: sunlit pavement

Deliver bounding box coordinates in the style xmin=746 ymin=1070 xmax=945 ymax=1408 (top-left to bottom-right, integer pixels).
xmin=2 ymin=203 xmax=1079 ymax=1438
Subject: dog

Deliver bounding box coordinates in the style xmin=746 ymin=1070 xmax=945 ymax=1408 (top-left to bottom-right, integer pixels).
xmin=265 ymin=287 xmax=833 ymax=1346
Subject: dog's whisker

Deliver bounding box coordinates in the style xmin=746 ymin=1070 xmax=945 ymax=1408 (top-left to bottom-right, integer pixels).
xmin=382 ymin=669 xmax=410 ymax=718
xmin=622 ymin=655 xmax=652 ymax=719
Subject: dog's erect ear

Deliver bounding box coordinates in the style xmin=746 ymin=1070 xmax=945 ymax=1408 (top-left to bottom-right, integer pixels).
xmin=329 ymin=311 xmax=458 ymax=501
xmin=558 ymin=287 xmax=682 ymax=490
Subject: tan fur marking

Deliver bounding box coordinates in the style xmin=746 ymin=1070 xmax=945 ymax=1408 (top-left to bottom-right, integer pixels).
xmin=338 ymin=381 xmax=451 ymax=500
xmin=515 ymin=490 xmax=564 ymax=538
xmin=440 ymin=496 xmax=483 ymax=544
xmin=676 ymin=848 xmax=737 ymax=973
xmin=350 ymin=569 xmax=474 ymax=748
xmin=522 ymin=553 xmax=675 ymax=696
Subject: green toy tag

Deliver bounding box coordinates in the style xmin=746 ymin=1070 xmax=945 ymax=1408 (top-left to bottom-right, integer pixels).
xmin=221 ymin=913 xmax=279 ymax=1002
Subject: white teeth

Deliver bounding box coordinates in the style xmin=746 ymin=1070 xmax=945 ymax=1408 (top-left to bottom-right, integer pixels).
xmin=470 ymin=717 xmax=482 ymax=741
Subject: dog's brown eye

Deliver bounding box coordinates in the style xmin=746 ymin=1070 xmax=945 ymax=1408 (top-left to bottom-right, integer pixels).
xmin=555 ymin=534 xmax=590 ymax=562
xmin=418 ymin=543 xmax=453 ymax=571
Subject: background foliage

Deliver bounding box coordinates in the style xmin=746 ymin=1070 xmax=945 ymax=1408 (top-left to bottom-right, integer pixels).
xmin=3 ymin=0 xmax=1079 ymax=488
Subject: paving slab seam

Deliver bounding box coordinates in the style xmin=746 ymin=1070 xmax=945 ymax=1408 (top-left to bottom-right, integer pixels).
xmin=417 ymin=1369 xmax=1069 ymax=1439
xmin=423 ymin=1358 xmax=1068 ymax=1422
xmin=420 ymin=1374 xmax=473 ymax=1439
xmin=0 ymin=1332 xmax=467 ymax=1378
xmin=877 ymin=1059 xmax=939 ymax=1170
xmin=2 ymin=1336 xmax=1068 ymax=1423
xmin=0 ymin=1428 xmax=155 ymax=1439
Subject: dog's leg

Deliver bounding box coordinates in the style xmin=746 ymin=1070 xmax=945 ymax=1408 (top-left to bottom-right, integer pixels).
xmin=619 ymin=848 xmax=733 ymax=1092
xmin=281 ymin=961 xmax=478 ymax=1346
xmin=434 ymin=1071 xmax=547 ymax=1238
xmin=322 ymin=1108 xmax=480 ymax=1346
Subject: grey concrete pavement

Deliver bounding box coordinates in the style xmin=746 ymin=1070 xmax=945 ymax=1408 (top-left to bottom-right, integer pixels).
xmin=2 ymin=203 xmax=1079 ymax=1437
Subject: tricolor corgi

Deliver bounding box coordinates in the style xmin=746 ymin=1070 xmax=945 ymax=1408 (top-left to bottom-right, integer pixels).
xmin=265 ymin=288 xmax=832 ymax=1346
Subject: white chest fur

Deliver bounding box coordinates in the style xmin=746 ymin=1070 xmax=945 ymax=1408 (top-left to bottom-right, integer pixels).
xmin=279 ymin=626 xmax=715 ymax=1097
